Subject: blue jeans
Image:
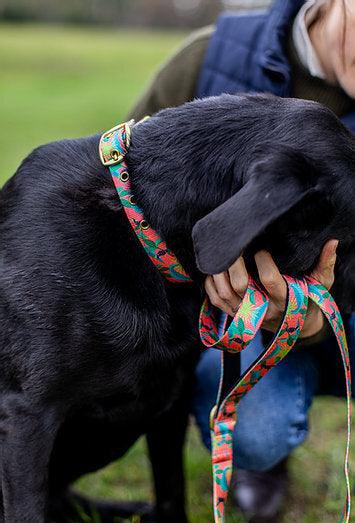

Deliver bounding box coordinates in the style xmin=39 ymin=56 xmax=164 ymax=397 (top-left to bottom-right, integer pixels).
xmin=193 ymin=314 xmax=355 ymax=472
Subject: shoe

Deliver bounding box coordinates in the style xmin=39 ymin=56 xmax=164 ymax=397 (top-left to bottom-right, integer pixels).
xmin=231 ymin=458 xmax=289 ymax=522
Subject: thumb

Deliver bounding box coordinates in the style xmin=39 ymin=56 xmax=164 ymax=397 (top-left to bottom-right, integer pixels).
xmin=310 ymin=239 xmax=338 ymax=290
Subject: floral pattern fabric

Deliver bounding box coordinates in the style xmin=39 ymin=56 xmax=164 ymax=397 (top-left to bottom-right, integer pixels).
xmin=99 ymin=121 xmax=192 ymax=283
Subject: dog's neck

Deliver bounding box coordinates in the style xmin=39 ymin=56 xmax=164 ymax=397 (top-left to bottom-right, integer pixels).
xmin=125 ymin=141 xmax=238 ymax=282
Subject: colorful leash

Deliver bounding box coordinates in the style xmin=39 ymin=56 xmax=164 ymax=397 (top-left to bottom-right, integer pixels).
xmin=99 ymin=121 xmax=352 ymax=523
xmin=200 ymin=276 xmax=352 ymax=523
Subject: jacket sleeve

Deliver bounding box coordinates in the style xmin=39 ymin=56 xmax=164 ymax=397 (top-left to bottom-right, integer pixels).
xmin=127 ymin=26 xmax=213 ymax=122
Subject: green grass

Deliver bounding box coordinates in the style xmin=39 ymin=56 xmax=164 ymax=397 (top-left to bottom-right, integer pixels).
xmin=0 ymin=23 xmax=185 ymax=179
xmin=74 ymin=399 xmax=354 ymax=523
xmin=0 ymin=23 xmax=354 ymax=523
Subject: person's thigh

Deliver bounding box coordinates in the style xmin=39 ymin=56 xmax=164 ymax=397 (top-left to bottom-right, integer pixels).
xmin=193 ymin=330 xmax=320 ymax=471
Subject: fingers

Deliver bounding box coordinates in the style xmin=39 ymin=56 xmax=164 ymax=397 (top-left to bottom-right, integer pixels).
xmin=311 ymin=239 xmax=338 ymax=290
xmin=213 ymin=272 xmax=240 ymax=310
xmin=205 ymin=274 xmax=240 ymax=317
xmin=301 ymin=239 xmax=338 ymax=338
xmin=204 ymin=243 xmax=338 ymax=335
xmin=228 ymin=257 xmax=249 ymax=298
xmin=205 ymin=256 xmax=249 ymax=317
xmin=255 ymin=251 xmax=287 ymax=309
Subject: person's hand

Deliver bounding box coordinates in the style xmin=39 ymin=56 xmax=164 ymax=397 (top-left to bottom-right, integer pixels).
xmin=204 ymin=239 xmax=338 ymax=339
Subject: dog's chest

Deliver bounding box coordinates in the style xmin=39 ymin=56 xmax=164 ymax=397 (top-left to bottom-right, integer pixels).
xmin=76 ymin=288 xmax=201 ymax=422
xmin=83 ymin=360 xmax=189 ymax=425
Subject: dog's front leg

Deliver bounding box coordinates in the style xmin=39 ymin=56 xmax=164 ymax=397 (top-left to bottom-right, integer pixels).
xmin=0 ymin=395 xmax=62 ymax=523
xmin=147 ymin=395 xmax=190 ymax=523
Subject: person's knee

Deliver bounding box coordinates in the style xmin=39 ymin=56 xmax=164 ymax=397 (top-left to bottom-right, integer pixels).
xmin=234 ymin=412 xmax=309 ymax=472
xmin=234 ymin=431 xmax=282 ymax=472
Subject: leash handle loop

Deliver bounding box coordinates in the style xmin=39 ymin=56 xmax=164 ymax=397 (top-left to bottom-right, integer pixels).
xmin=199 ymin=276 xmax=269 ymax=353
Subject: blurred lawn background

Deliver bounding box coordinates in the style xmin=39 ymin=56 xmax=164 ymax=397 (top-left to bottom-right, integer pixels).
xmin=0 ymin=22 xmax=354 ymax=523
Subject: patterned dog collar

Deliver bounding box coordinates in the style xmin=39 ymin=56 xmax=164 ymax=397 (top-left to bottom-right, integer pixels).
xmin=99 ymin=120 xmax=192 ymax=284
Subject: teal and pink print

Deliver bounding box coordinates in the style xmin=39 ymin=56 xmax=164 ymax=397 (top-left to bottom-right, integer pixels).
xmin=200 ymin=276 xmax=352 ymax=523
xmin=99 ymin=121 xmax=192 ymax=284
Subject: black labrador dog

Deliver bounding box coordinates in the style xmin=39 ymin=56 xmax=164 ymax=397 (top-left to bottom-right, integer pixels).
xmin=0 ymin=94 xmax=354 ymax=523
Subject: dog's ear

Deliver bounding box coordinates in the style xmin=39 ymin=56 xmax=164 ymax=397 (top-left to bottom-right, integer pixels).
xmin=192 ymin=146 xmax=318 ymax=274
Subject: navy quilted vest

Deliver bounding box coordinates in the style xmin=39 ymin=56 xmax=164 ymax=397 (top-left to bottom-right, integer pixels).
xmin=196 ymin=0 xmax=355 ymax=133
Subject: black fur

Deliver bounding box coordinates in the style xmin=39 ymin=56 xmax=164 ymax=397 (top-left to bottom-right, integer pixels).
xmin=0 ymin=94 xmax=354 ymax=522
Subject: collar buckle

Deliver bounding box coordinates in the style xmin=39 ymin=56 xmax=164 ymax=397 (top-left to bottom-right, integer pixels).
xmin=99 ymin=120 xmax=134 ymax=166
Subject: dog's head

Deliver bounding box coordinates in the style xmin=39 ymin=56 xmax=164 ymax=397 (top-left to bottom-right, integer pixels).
xmin=190 ymin=96 xmax=355 ymax=310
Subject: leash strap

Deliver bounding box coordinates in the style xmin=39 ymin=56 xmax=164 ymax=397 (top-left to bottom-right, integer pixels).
xmin=200 ymin=277 xmax=351 ymax=523
xmin=307 ymin=277 xmax=352 ymax=523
